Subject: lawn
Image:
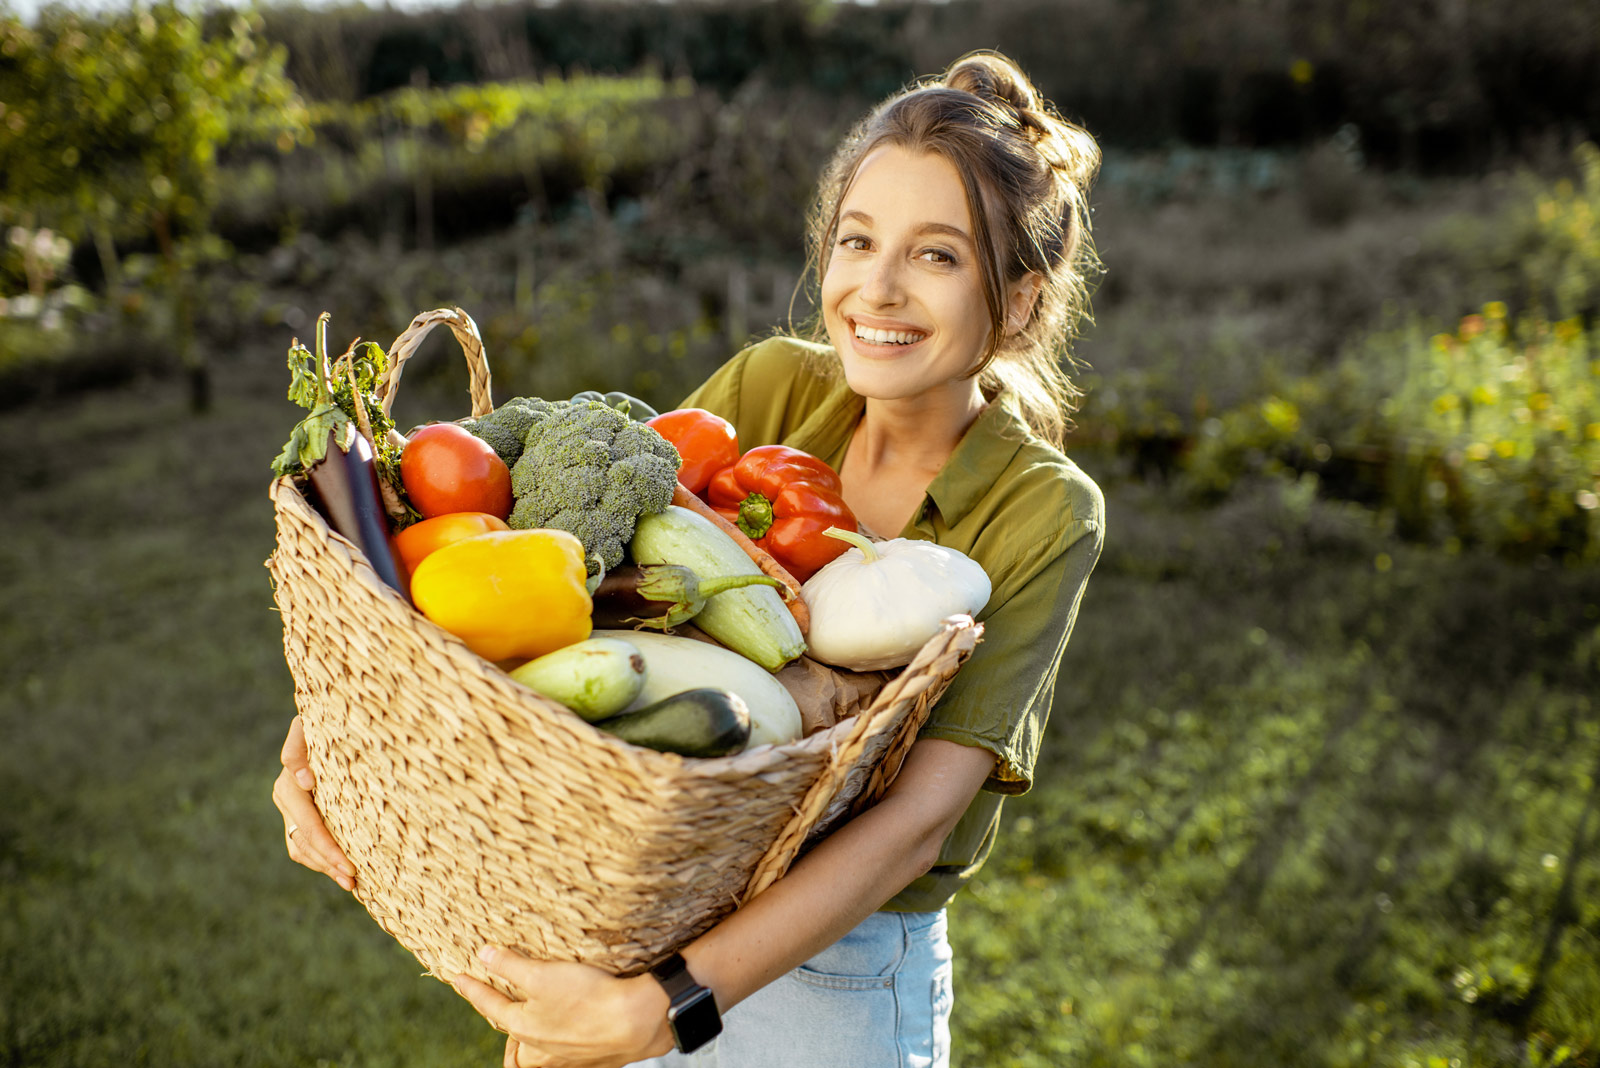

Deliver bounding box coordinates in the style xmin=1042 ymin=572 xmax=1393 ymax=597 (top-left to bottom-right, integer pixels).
xmin=2 ymin=336 xmax=1595 ymax=1066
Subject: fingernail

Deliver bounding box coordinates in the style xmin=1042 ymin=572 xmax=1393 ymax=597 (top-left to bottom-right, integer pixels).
xmin=295 ymin=769 xmax=314 ymax=789
xmin=337 ymin=874 xmax=354 ymax=891
xmin=478 ymin=946 xmax=498 ymax=965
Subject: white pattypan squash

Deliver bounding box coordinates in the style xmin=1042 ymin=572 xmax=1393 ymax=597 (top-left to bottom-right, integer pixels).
xmin=800 ymin=527 xmax=991 ymax=671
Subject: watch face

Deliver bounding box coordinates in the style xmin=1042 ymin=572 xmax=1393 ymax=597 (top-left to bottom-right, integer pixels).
xmin=669 ymin=986 xmax=723 ymax=1053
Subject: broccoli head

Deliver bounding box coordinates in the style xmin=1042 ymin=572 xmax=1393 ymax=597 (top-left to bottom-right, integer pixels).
xmin=508 ymin=400 xmax=680 ymax=577
xmin=462 ymin=396 xmax=564 ymax=467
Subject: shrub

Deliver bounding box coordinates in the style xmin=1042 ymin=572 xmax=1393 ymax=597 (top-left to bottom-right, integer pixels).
xmin=1184 ymin=305 xmax=1600 ymax=562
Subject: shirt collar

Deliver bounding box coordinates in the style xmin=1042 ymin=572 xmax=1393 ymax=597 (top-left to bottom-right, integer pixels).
xmin=921 ymin=390 xmax=1029 ymax=525
xmin=788 ymin=381 xmax=1031 ymax=529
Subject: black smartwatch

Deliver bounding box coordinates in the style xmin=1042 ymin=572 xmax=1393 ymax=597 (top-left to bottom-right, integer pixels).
xmin=648 ymin=952 xmax=722 ymax=1053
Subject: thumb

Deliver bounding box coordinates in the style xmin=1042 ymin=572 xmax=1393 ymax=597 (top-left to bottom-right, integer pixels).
xmin=280 ymin=715 xmax=316 ymax=790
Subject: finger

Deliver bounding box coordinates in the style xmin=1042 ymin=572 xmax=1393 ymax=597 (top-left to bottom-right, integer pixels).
xmin=503 ymin=1035 xmax=519 ymax=1068
xmin=451 ymin=973 xmax=519 ymax=1035
xmin=272 ymin=769 xmax=356 ymax=890
xmin=479 ymin=945 xmax=549 ymax=992
xmin=273 ymin=777 xmax=341 ymax=884
xmin=280 ymin=715 xmax=317 ymax=791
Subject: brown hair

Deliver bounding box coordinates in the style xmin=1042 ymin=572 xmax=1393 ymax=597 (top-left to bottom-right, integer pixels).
xmin=804 ymin=50 xmax=1102 ymax=447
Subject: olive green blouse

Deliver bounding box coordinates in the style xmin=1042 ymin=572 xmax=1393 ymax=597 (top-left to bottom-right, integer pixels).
xmin=679 ymin=336 xmax=1105 ymax=912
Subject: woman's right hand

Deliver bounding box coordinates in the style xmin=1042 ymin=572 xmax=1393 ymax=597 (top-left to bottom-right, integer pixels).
xmin=272 ymin=715 xmax=356 ymax=892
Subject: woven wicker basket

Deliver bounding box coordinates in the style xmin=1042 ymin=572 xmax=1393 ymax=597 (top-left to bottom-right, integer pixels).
xmin=266 ymin=307 xmax=981 ymax=991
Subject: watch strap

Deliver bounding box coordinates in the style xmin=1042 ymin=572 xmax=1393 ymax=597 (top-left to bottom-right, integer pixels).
xmin=649 ymin=952 xmax=698 ymax=1001
xmin=648 ymin=952 xmax=721 ymax=1053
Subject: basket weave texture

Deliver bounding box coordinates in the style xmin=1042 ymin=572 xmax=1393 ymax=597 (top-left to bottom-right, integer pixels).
xmin=265 ymin=307 xmax=981 ymax=989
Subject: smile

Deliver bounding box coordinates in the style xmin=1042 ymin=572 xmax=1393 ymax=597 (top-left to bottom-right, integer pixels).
xmin=853 ymin=324 xmax=927 ymax=346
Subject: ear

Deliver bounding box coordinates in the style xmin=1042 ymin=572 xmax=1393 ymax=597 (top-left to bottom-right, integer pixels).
xmin=1004 ymin=272 xmax=1044 ymax=336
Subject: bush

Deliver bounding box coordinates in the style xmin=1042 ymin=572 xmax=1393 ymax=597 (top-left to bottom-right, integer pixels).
xmin=214 ymin=74 xmax=694 ymax=247
xmin=1183 ymin=304 xmax=1600 ymax=562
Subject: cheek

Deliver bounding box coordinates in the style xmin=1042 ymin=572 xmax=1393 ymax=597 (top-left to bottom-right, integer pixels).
xmin=820 ymin=265 xmax=849 ymax=310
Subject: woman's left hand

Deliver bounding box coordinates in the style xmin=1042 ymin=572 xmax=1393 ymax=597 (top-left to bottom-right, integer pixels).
xmin=451 ymin=947 xmax=673 ymax=1068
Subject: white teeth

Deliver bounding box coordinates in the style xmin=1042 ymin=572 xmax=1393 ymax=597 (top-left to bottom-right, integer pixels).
xmin=855 ymin=325 xmax=926 ymax=345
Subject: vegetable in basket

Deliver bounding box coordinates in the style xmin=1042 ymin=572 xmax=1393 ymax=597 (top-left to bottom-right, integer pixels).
xmin=508 ymin=637 xmax=646 ymax=721
xmin=591 ymin=563 xmax=782 ymax=630
xmin=460 ymin=396 xmax=566 ymax=468
xmin=645 ymin=408 xmax=741 ymax=495
xmin=801 ymin=527 xmax=991 ymax=671
xmin=463 ymin=391 xmax=657 ymax=468
xmin=400 ymin=423 xmax=513 ymax=520
xmin=506 ymin=400 xmax=681 ymax=582
xmin=630 ymin=506 xmax=807 ymax=671
xmin=594 ymin=629 xmax=803 ymax=748
xmin=706 ymin=445 xmax=859 ymax=583
xmin=271 ymin=313 xmax=407 ymax=595
xmin=391 ymin=511 xmax=509 ymax=594
xmin=410 ymin=528 xmax=592 ymax=661
xmin=592 ymin=688 xmax=751 ymax=758
xmin=569 ymin=389 xmax=658 ymax=422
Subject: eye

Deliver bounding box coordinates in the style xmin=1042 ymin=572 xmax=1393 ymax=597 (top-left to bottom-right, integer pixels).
xmin=919 ymin=247 xmax=957 ymax=265
xmin=838 ymin=235 xmax=872 ymax=252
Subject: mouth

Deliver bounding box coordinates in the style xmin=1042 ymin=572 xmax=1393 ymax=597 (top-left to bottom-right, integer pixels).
xmin=852 ymin=322 xmax=928 ymax=347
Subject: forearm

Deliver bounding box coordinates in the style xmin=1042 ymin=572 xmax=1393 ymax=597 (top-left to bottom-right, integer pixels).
xmin=680 ymin=738 xmax=994 ymax=1012
xmin=460 ymin=740 xmax=995 ymax=1066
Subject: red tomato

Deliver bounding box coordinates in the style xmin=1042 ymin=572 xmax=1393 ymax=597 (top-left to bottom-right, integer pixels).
xmin=646 ymin=408 xmax=740 ymax=495
xmin=400 ymin=423 xmax=514 ymax=520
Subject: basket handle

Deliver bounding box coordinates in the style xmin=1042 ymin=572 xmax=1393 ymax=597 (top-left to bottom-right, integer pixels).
xmin=377 ymin=308 xmax=495 ymax=439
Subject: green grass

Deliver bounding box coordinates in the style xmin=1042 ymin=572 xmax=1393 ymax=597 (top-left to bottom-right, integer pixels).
xmin=0 ymin=357 xmax=504 ymax=1066
xmin=952 ymin=479 xmax=1600 ymax=1066
xmin=3 ymin=351 xmax=1595 ymax=1066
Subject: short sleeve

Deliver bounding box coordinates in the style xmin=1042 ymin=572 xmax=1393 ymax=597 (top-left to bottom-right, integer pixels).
xmin=917 ymin=515 xmax=1103 ymax=794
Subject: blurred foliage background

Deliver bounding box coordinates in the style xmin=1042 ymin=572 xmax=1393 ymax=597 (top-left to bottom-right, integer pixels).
xmin=2 ymin=1 xmax=1599 ymax=1066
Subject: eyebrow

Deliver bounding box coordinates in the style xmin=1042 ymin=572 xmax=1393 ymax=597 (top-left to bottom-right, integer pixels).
xmin=840 ymin=209 xmax=974 ymax=245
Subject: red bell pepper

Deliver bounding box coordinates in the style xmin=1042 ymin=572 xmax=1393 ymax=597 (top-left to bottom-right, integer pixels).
xmin=705 ymin=444 xmax=859 ymax=583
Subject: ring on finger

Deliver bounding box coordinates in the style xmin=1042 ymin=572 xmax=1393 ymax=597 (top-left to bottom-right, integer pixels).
xmin=286 ymin=823 xmax=300 ymax=841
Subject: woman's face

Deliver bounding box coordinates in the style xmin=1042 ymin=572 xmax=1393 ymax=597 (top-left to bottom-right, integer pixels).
xmin=822 ymin=145 xmax=1016 ymax=407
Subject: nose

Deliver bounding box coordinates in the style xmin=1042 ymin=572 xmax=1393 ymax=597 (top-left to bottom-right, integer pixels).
xmin=859 ymin=253 xmax=904 ymax=308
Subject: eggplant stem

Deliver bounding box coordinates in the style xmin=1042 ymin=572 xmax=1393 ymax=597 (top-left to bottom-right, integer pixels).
xmin=696 ymin=573 xmax=782 ymax=597
xmin=314 ymin=312 xmax=332 ymax=406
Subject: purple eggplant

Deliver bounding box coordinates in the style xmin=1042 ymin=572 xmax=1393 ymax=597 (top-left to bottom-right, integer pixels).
xmin=306 ymin=427 xmax=407 ymax=599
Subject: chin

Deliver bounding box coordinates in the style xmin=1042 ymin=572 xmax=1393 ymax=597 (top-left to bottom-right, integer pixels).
xmin=836 ymin=352 xmax=904 ymax=396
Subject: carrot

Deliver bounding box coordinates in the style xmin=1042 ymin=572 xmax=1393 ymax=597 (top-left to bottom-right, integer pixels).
xmin=671 ymin=482 xmax=810 ymax=636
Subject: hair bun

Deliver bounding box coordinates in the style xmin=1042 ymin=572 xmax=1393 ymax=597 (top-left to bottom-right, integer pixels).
xmin=944 ymin=52 xmax=1046 ymax=136
xmin=943 ymin=51 xmax=1096 ymax=188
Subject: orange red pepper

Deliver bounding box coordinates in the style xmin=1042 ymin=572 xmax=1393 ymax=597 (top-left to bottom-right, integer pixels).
xmin=705 ymin=445 xmax=858 ymax=583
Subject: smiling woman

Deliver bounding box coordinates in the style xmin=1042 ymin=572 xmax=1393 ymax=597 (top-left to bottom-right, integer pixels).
xmin=273 ymin=49 xmax=1107 ymax=1068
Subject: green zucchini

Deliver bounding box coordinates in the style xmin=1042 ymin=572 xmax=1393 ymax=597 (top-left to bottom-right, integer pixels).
xmin=628 ymin=505 xmax=806 ymax=671
xmin=591 ymin=629 xmax=803 ymax=747
xmin=508 ymin=637 xmax=646 ymax=721
xmin=593 ymin=688 xmax=751 ymax=758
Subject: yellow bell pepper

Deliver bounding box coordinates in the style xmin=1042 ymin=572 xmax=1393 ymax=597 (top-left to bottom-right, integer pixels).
xmin=409 ymin=528 xmax=592 ymax=662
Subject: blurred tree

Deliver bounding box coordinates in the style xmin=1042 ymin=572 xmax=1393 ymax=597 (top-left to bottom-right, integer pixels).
xmin=0 ymin=3 xmax=308 ymax=409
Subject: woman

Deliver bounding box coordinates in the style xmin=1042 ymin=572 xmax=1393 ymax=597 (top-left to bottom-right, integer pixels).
xmin=274 ymin=50 xmax=1106 ymax=1068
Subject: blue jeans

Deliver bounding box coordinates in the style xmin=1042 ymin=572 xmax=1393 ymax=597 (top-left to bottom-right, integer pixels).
xmin=629 ymin=909 xmax=953 ymax=1068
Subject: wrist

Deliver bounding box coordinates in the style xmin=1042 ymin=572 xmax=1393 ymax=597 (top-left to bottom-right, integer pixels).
xmin=618 ymin=973 xmax=676 ymax=1059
